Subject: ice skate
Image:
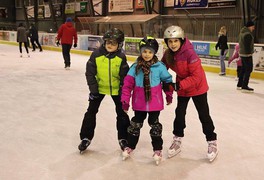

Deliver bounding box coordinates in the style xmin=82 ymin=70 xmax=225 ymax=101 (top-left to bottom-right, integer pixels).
xmin=241 ymin=87 xmax=254 ymax=93
xmin=20 ymin=53 xmax=22 ymax=58
xmin=65 ymin=66 xmax=70 ymax=70
xmin=153 ymin=150 xmax=162 ymax=165
xmin=122 ymin=147 xmax=133 ymax=160
xmin=78 ymin=138 xmax=91 ymax=154
xmin=118 ymin=139 xmax=128 ymax=150
xmin=207 ymin=140 xmax=218 ymax=162
xmin=27 ymin=53 xmax=30 ymax=58
xmin=168 ymin=136 xmax=182 ymax=158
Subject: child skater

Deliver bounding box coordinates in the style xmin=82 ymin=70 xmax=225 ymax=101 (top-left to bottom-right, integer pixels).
xmin=161 ymin=26 xmax=218 ymax=162
xmin=17 ymin=23 xmax=30 ymax=58
xmin=78 ymin=28 xmax=130 ymax=153
xmin=228 ymin=43 xmax=242 ymax=81
xmin=121 ymin=36 xmax=173 ymax=165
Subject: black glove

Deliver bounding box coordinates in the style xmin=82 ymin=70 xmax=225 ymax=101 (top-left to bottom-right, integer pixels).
xmin=89 ymin=93 xmax=100 ymax=101
xmin=73 ymin=43 xmax=77 ymax=48
xmin=162 ymin=82 xmax=175 ymax=92
xmin=56 ymin=40 xmax=60 ymax=46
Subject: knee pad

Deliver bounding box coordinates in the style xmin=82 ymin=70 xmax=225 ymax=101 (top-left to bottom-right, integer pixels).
xmin=128 ymin=121 xmax=143 ymax=136
xmin=150 ymin=123 xmax=162 ymax=137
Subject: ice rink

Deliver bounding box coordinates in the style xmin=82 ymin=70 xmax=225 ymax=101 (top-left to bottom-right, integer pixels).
xmin=1 ymin=44 xmax=264 ymax=180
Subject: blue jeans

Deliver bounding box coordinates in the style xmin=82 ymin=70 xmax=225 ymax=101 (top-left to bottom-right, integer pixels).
xmin=219 ymin=49 xmax=228 ymax=73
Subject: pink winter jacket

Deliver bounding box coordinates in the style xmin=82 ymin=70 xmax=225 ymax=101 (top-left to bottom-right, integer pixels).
xmin=162 ymin=38 xmax=209 ymax=97
xmin=228 ymin=44 xmax=242 ymax=67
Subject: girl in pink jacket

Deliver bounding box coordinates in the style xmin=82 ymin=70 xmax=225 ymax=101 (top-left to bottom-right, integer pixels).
xmin=161 ymin=26 xmax=218 ymax=162
xmin=228 ymin=44 xmax=242 ymax=79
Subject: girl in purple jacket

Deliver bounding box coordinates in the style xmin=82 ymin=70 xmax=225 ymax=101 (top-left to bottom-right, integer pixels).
xmin=121 ymin=36 xmax=173 ymax=165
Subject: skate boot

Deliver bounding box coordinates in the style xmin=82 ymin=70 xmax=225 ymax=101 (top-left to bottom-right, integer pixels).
xmin=78 ymin=138 xmax=91 ymax=154
xmin=207 ymin=140 xmax=218 ymax=162
xmin=20 ymin=53 xmax=22 ymax=58
xmin=168 ymin=136 xmax=182 ymax=158
xmin=119 ymin=139 xmax=128 ymax=150
xmin=122 ymin=147 xmax=133 ymax=160
xmin=153 ymin=150 xmax=162 ymax=165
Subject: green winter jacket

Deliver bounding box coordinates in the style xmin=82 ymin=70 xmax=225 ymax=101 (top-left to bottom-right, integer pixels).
xmin=239 ymin=26 xmax=254 ymax=57
xmin=86 ymin=45 xmax=129 ymax=95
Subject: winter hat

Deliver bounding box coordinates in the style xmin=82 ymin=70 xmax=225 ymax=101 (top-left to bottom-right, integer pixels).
xmin=140 ymin=46 xmax=155 ymax=54
xmin=246 ymin=21 xmax=254 ymax=27
xmin=66 ymin=17 xmax=72 ymax=22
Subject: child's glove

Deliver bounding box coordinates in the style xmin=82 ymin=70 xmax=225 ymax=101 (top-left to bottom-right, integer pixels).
xmin=122 ymin=101 xmax=129 ymax=113
xmin=56 ymin=40 xmax=60 ymax=46
xmin=89 ymin=93 xmax=100 ymax=101
xmin=165 ymin=93 xmax=173 ymax=105
xmin=73 ymin=43 xmax=77 ymax=48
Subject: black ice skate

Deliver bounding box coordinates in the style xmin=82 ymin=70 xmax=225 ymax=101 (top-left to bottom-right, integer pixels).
xmin=118 ymin=139 xmax=128 ymax=150
xmin=78 ymin=138 xmax=91 ymax=154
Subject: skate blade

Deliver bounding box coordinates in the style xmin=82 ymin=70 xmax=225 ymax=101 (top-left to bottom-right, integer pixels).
xmin=208 ymin=151 xmax=219 ymax=162
xmin=122 ymin=156 xmax=129 ymax=161
xmin=167 ymin=149 xmax=181 ymax=158
xmin=155 ymin=160 xmax=161 ymax=165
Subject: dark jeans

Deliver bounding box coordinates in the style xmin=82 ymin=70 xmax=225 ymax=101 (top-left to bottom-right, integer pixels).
xmin=19 ymin=42 xmax=29 ymax=54
xmin=237 ymin=66 xmax=242 ymax=78
xmin=127 ymin=111 xmax=163 ymax=151
xmin=173 ymin=93 xmax=217 ymax=141
xmin=79 ymin=94 xmax=130 ymax=141
xmin=30 ymin=38 xmax=42 ymax=51
xmin=62 ymin=44 xmax=72 ymax=67
xmin=237 ymin=56 xmax=253 ymax=88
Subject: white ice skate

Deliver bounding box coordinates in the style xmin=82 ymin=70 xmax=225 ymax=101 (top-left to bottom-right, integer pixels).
xmin=168 ymin=136 xmax=182 ymax=158
xmin=122 ymin=147 xmax=133 ymax=160
xmin=207 ymin=140 xmax=218 ymax=162
xmin=153 ymin=150 xmax=162 ymax=165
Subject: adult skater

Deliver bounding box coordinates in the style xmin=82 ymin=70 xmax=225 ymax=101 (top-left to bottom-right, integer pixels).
xmin=78 ymin=28 xmax=130 ymax=153
xmin=215 ymin=26 xmax=228 ymax=76
xmin=17 ymin=23 xmax=29 ymax=58
xmin=121 ymin=36 xmax=173 ymax=165
xmin=29 ymin=23 xmax=43 ymax=52
xmin=161 ymin=26 xmax=218 ymax=162
xmin=237 ymin=20 xmax=255 ymax=92
xmin=56 ymin=17 xmax=77 ymax=70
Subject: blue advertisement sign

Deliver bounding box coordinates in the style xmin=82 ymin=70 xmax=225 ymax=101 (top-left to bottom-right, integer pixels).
xmin=192 ymin=42 xmax=210 ymax=55
xmin=174 ymin=0 xmax=208 ymax=9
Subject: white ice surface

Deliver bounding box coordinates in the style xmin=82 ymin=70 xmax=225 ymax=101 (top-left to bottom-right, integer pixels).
xmin=1 ymin=44 xmax=264 ymax=180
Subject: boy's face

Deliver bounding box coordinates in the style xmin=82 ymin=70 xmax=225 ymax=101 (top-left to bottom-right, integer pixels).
xmin=141 ymin=48 xmax=154 ymax=61
xmin=105 ymin=39 xmax=118 ymax=52
xmin=167 ymin=38 xmax=181 ymax=52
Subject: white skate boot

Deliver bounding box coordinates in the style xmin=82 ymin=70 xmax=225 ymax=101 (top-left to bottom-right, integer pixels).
xmin=207 ymin=140 xmax=218 ymax=162
xmin=168 ymin=136 xmax=182 ymax=158
xmin=122 ymin=147 xmax=133 ymax=160
xmin=153 ymin=150 xmax=162 ymax=165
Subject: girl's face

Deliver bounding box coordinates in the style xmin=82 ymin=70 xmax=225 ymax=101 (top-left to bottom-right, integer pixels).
xmin=141 ymin=48 xmax=154 ymax=61
xmin=105 ymin=39 xmax=118 ymax=52
xmin=167 ymin=38 xmax=181 ymax=52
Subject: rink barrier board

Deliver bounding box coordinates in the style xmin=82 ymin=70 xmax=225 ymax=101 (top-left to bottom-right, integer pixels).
xmin=1 ymin=34 xmax=263 ymax=80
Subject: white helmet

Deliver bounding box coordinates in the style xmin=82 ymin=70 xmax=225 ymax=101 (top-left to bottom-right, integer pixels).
xmin=164 ymin=26 xmax=185 ymax=40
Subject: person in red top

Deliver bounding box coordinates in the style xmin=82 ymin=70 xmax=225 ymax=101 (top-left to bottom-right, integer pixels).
xmin=161 ymin=26 xmax=218 ymax=162
xmin=56 ymin=17 xmax=78 ymax=70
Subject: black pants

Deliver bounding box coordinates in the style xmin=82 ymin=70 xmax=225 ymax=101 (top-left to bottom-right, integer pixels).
xmin=19 ymin=42 xmax=29 ymax=54
xmin=127 ymin=111 xmax=163 ymax=151
xmin=30 ymin=38 xmax=42 ymax=51
xmin=237 ymin=66 xmax=242 ymax=78
xmin=173 ymin=93 xmax=217 ymax=141
xmin=237 ymin=56 xmax=253 ymax=88
xmin=62 ymin=44 xmax=72 ymax=67
xmin=79 ymin=94 xmax=130 ymax=141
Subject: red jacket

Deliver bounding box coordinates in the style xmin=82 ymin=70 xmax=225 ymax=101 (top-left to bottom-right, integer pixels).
xmin=162 ymin=38 xmax=209 ymax=97
xmin=57 ymin=22 xmax=77 ymax=45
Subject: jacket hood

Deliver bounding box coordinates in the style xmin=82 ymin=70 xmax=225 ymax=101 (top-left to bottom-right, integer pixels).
xmin=65 ymin=22 xmax=73 ymax=27
xmin=177 ymin=38 xmax=193 ymax=55
xmin=240 ymin=26 xmax=250 ymax=35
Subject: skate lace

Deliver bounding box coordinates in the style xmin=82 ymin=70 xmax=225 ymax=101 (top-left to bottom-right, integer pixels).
xmin=169 ymin=137 xmax=181 ymax=150
xmin=208 ymin=141 xmax=217 ymax=154
xmin=153 ymin=150 xmax=162 ymax=157
xmin=124 ymin=147 xmax=133 ymax=154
